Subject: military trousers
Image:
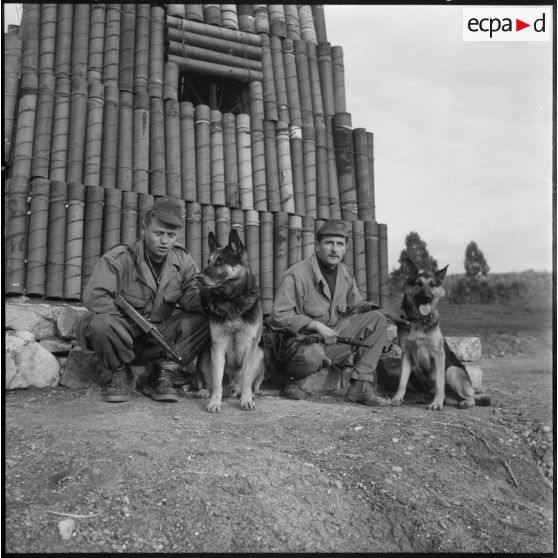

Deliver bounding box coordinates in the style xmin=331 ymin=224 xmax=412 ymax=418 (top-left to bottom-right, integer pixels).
xmin=76 ymin=309 xmax=211 ymax=371
xmin=285 ymin=310 xmax=388 ymax=383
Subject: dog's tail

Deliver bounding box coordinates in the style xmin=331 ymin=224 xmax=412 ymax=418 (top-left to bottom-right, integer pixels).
xmin=474 ymin=394 xmax=491 ymax=406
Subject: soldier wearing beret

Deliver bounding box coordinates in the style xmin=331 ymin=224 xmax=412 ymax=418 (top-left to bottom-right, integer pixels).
xmin=76 ymin=197 xmax=210 ymax=403
xmin=270 ymin=219 xmax=391 ymax=406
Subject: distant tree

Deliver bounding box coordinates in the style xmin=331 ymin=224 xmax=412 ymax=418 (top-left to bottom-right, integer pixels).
xmin=464 ymin=241 xmax=489 ymax=278
xmin=398 ymin=231 xmax=438 ymax=273
xmin=390 ymin=232 xmax=438 ymax=292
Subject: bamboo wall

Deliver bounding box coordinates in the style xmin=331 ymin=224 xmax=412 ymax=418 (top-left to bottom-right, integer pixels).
xmin=3 ymin=4 xmax=390 ymax=314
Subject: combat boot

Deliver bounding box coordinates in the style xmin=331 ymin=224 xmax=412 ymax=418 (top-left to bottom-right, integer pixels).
xmin=345 ymin=379 xmax=390 ymax=407
xmin=142 ymin=363 xmax=179 ymax=402
xmin=104 ymin=365 xmax=134 ymax=403
xmin=283 ymin=381 xmax=307 ymax=400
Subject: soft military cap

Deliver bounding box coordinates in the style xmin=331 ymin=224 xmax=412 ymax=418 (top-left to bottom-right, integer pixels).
xmin=316 ymin=219 xmax=348 ymax=239
xmin=151 ymin=197 xmax=184 ymax=227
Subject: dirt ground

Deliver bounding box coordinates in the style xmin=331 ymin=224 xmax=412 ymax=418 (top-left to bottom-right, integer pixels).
xmin=4 ymin=361 xmax=554 ymax=552
xmin=3 ymin=303 xmax=555 ymax=553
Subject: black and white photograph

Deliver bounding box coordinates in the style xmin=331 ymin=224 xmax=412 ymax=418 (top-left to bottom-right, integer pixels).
xmin=3 ymin=2 xmax=554 ymax=553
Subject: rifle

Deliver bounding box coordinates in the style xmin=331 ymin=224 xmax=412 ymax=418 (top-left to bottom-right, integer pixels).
xmin=294 ymin=333 xmax=372 ymax=348
xmin=114 ymin=293 xmax=183 ymax=364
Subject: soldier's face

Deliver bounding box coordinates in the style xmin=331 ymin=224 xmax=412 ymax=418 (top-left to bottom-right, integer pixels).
xmin=143 ymin=217 xmax=179 ymax=262
xmin=316 ymin=236 xmax=347 ymax=269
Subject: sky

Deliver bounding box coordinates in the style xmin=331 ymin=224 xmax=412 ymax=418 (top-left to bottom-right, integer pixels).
xmin=324 ymin=4 xmax=554 ymax=274
xmin=2 ymin=3 xmax=554 ymax=274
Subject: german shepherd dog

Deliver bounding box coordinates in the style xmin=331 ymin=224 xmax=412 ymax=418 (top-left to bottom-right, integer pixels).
xmin=390 ymin=259 xmax=490 ymax=410
xmin=193 ymin=230 xmax=264 ymax=413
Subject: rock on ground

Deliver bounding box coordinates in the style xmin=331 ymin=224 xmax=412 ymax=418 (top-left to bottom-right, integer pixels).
xmin=5 ymin=332 xmax=60 ymax=389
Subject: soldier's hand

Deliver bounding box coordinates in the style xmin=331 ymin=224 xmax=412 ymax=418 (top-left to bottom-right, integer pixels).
xmin=382 ymin=311 xmax=409 ymax=328
xmin=309 ymin=321 xmax=337 ymax=345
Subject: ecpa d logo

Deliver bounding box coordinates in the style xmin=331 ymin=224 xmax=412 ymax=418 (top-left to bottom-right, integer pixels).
xmin=463 ymin=8 xmax=551 ymax=41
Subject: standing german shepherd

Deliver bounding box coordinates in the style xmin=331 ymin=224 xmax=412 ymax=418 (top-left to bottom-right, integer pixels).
xmin=194 ymin=230 xmax=264 ymax=413
xmin=390 ymin=259 xmax=489 ymax=410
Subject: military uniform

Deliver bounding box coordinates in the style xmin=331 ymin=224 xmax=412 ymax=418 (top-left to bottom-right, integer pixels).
xmin=76 ymin=238 xmax=210 ymax=369
xmin=269 ymin=219 xmax=390 ymax=406
xmin=76 ymin=197 xmax=210 ymax=402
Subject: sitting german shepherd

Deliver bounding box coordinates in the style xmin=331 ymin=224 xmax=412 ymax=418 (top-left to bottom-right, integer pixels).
xmin=193 ymin=230 xmax=264 ymax=413
xmin=390 ymin=259 xmax=490 ymax=410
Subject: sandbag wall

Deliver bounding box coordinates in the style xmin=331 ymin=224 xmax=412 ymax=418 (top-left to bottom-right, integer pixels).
xmin=4 ymin=4 xmax=390 ymax=315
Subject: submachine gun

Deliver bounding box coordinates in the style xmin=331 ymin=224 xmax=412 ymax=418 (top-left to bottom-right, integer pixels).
xmin=114 ymin=293 xmax=183 ymax=364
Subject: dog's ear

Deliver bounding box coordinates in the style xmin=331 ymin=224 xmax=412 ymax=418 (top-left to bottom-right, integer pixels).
xmin=208 ymin=231 xmax=220 ymax=253
xmin=228 ymin=228 xmax=245 ymax=255
xmin=435 ymin=264 xmax=449 ymax=284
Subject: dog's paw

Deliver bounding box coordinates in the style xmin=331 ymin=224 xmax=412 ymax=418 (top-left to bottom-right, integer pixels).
xmin=458 ymin=398 xmax=475 ymax=409
xmin=195 ymin=388 xmax=211 ymax=399
xmin=390 ymin=396 xmax=403 ymax=407
xmin=240 ymin=398 xmax=256 ymax=411
xmin=206 ymin=398 xmax=222 ymax=413
xmin=428 ymin=399 xmax=444 ymax=411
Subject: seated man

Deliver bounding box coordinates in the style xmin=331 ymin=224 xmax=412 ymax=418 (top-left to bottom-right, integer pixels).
xmin=76 ymin=197 xmax=210 ymax=403
xmin=269 ymin=219 xmax=390 ymax=406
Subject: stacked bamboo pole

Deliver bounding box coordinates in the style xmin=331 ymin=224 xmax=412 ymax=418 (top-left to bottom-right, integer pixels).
xmin=64 ymin=183 xmax=86 ymax=300
xmin=25 ymin=179 xmax=51 ymax=296
xmin=45 ymin=181 xmax=67 ymax=299
xmin=81 ymin=186 xmax=105 ymax=293
xmin=4 ymin=4 xmax=390 ymax=308
xmin=4 ymin=25 xmax=22 ymax=165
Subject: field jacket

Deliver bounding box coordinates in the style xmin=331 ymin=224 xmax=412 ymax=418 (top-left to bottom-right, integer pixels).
xmin=81 ymin=238 xmax=205 ymax=325
xmin=270 ymin=253 xmax=373 ymax=335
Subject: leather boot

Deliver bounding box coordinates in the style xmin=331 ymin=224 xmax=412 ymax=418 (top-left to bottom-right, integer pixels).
xmin=104 ymin=365 xmax=133 ymax=403
xmin=345 ymin=379 xmax=390 ymax=407
xmin=142 ymin=364 xmax=179 ymax=402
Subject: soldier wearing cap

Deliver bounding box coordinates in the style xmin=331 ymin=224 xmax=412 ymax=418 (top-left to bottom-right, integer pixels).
xmin=76 ymin=197 xmax=211 ymax=403
xmin=270 ymin=219 xmax=391 ymax=406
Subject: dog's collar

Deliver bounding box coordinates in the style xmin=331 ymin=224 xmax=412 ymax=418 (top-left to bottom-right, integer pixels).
xmin=400 ymin=310 xmax=439 ymax=332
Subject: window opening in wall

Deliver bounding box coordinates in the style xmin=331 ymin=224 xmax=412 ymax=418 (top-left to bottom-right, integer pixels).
xmin=178 ymin=71 xmax=250 ymax=114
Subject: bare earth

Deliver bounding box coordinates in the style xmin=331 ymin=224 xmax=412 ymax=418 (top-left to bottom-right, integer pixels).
xmin=4 ymin=303 xmax=554 ymax=553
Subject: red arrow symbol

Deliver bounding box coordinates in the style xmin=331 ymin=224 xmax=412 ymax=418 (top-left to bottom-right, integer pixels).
xmin=516 ymin=18 xmax=530 ymax=31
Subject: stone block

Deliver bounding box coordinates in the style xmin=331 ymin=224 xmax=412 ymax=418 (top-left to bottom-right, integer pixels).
xmin=60 ymin=346 xmax=111 ymax=389
xmin=5 ymin=334 xmax=60 ymax=389
xmin=5 ymin=303 xmax=56 ymax=340
xmin=446 ymin=336 xmax=482 ymax=361
xmin=56 ymin=306 xmax=87 ymax=339
xmin=39 ymin=338 xmax=73 ymax=354
xmin=465 ymin=365 xmax=483 ymax=392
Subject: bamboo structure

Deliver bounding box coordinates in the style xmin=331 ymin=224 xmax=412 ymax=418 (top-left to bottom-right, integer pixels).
xmin=64 ymin=183 xmax=86 ymax=300
xmin=4 ymin=4 xmax=390 ymax=308
xmin=132 ymin=88 xmax=150 ymax=194
xmin=81 ymin=186 xmax=105 ymax=293
xmin=45 ymin=181 xmax=67 ymax=299
xmin=180 ymin=102 xmax=197 ymax=202
xmin=102 ymin=187 xmax=122 ymax=253
xmin=5 ymin=191 xmax=29 ymax=295
xmin=25 ymin=179 xmax=51 ymax=296
xmin=83 ymin=82 xmax=105 ymax=187
xmin=210 ymin=109 xmax=226 ymax=206
xmin=185 ymin=201 xmax=202 ymax=270
xmin=31 ymin=72 xmax=56 ymax=180
xmin=245 ymin=210 xmax=260 ymax=278
xmin=4 ymin=25 xmax=22 ymax=165
xmin=223 ymin=112 xmax=240 ymax=208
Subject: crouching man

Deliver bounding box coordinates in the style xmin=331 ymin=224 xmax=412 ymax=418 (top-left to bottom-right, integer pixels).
xmin=76 ymin=197 xmax=210 ymax=403
xmin=269 ymin=219 xmax=390 ymax=406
